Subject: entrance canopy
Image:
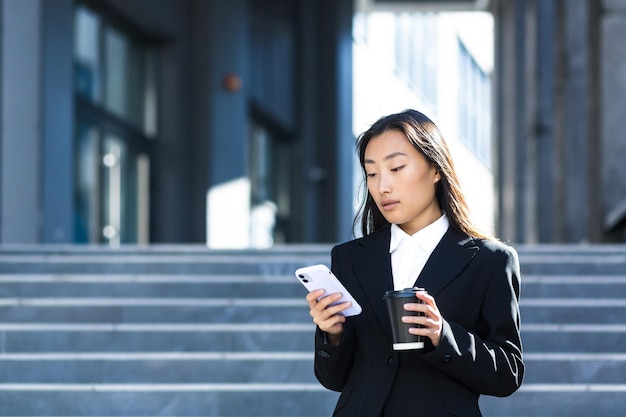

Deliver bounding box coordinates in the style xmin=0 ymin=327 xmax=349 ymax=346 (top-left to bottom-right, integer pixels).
xmin=359 ymin=0 xmax=488 ymax=12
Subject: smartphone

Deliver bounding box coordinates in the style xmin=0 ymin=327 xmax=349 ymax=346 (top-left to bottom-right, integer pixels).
xmin=295 ymin=264 xmax=362 ymax=316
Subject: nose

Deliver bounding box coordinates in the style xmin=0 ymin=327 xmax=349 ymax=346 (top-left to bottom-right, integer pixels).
xmin=378 ymin=172 xmax=391 ymax=195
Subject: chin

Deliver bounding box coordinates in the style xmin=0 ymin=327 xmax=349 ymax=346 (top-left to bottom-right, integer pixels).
xmin=384 ymin=216 xmax=406 ymax=226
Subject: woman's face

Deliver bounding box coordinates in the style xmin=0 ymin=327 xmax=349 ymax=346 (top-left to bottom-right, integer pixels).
xmin=364 ymin=129 xmax=441 ymax=235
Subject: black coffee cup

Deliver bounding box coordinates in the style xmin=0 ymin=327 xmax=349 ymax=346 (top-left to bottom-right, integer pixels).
xmin=383 ymin=287 xmax=427 ymax=350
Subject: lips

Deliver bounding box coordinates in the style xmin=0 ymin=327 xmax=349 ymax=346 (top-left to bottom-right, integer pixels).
xmin=381 ymin=199 xmax=399 ymax=210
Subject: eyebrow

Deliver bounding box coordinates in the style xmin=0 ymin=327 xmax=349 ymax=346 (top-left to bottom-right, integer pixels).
xmin=363 ymin=151 xmax=408 ymax=164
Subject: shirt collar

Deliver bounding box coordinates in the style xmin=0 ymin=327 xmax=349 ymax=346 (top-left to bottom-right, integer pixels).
xmin=389 ymin=213 xmax=449 ymax=254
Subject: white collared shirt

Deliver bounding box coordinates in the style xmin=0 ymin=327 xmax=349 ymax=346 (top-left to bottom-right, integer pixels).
xmin=389 ymin=214 xmax=450 ymax=290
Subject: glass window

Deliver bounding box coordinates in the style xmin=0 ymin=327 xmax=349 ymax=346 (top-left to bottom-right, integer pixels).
xmin=73 ymin=2 xmax=156 ymax=245
xmin=74 ymin=6 xmax=101 ymax=101
xmin=74 ymin=121 xmax=100 ymax=243
xmin=457 ymin=39 xmax=491 ymax=166
xmin=74 ymin=3 xmax=157 ymax=138
xmin=393 ymin=13 xmax=438 ymax=106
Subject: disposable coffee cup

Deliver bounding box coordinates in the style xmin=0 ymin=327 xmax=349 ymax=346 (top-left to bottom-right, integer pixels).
xmin=383 ymin=287 xmax=427 ymax=350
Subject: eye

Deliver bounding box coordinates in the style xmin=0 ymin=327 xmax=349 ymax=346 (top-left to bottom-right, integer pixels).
xmin=390 ymin=165 xmax=405 ymax=172
xmin=366 ymin=172 xmax=377 ymax=178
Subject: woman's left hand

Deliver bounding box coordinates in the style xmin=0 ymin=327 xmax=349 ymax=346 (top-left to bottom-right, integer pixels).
xmin=402 ymin=291 xmax=443 ymax=347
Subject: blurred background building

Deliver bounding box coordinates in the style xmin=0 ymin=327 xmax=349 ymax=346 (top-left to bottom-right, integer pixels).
xmin=492 ymin=0 xmax=626 ymax=244
xmin=352 ymin=8 xmax=496 ymax=236
xmin=1 ymin=0 xmax=625 ymax=247
xmin=1 ymin=0 xmax=356 ymax=248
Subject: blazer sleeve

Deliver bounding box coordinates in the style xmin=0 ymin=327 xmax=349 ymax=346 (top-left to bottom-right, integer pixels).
xmin=422 ymin=243 xmax=524 ymax=397
xmin=313 ymin=322 xmax=355 ymax=392
xmin=313 ymin=245 xmax=357 ymax=392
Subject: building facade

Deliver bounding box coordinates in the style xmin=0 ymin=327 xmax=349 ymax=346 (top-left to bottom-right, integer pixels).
xmin=352 ymin=10 xmax=496 ymax=235
xmin=1 ymin=0 xmax=624 ymax=246
xmin=491 ymin=0 xmax=626 ymax=243
xmin=0 ymin=0 xmax=355 ymax=247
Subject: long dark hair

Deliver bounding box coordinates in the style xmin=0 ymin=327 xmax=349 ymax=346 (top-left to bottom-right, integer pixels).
xmin=354 ymin=109 xmax=494 ymax=240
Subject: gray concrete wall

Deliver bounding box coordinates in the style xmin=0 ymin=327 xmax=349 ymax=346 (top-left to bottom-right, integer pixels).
xmin=0 ymin=0 xmax=43 ymax=243
xmin=559 ymin=0 xmax=594 ymax=243
xmin=491 ymin=0 xmax=626 ymax=243
xmin=41 ymin=0 xmax=74 ymax=243
xmin=601 ymin=0 xmax=626 ymax=237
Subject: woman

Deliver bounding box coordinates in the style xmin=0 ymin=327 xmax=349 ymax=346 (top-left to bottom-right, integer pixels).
xmin=306 ymin=109 xmax=523 ymax=416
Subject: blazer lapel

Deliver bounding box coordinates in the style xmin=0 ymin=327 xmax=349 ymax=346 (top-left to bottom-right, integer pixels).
xmin=415 ymin=227 xmax=480 ymax=296
xmin=352 ymin=226 xmax=395 ymax=341
xmin=349 ymin=226 xmax=480 ymax=341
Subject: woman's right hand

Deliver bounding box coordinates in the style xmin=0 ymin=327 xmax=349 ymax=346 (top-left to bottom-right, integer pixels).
xmin=306 ymin=289 xmax=351 ymax=345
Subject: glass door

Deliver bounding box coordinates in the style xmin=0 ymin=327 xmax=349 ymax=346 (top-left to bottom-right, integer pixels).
xmin=248 ymin=119 xmax=292 ymax=246
xmin=101 ymin=137 xmax=124 ymax=246
xmin=73 ymin=2 xmax=156 ymax=245
xmin=75 ymin=120 xmax=150 ymax=246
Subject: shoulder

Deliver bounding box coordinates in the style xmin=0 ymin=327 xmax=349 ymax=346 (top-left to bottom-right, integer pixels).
xmin=473 ymin=237 xmax=521 ymax=273
xmin=477 ymin=238 xmax=518 ymax=257
xmin=446 ymin=227 xmax=518 ymax=261
xmin=331 ymin=226 xmax=391 ymax=254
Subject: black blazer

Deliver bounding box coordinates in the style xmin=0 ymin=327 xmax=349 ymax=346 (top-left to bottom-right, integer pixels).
xmin=314 ymin=225 xmax=524 ymax=417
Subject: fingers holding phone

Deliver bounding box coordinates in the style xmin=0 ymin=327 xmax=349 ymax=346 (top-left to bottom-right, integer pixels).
xmin=306 ymin=289 xmax=351 ymax=320
xmin=298 ymin=264 xmax=362 ymax=344
xmin=296 ymin=264 xmax=362 ymax=316
xmin=306 ymin=289 xmax=348 ymax=344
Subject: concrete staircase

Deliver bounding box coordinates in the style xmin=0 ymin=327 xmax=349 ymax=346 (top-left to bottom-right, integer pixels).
xmin=0 ymin=244 xmax=625 ymax=416
xmin=479 ymin=245 xmax=626 ymax=417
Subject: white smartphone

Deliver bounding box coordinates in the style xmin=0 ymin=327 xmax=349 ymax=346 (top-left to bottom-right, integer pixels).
xmin=295 ymin=264 xmax=362 ymax=316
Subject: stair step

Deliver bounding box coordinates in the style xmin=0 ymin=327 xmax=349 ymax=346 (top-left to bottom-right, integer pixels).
xmin=0 ymin=323 xmax=314 ymax=352
xmin=0 ymin=244 xmax=624 ymax=417
xmin=0 ymin=253 xmax=330 ymax=275
xmin=523 ymin=353 xmax=626 ymax=384
xmin=1 ymin=352 xmax=624 ymax=385
xmin=0 ymin=280 xmax=304 ymax=298
xmin=2 ymin=273 xmax=626 ymax=297
xmin=1 ymin=299 xmax=625 ymax=325
xmin=521 ymin=324 xmax=626 ymax=352
xmin=1 ymin=383 xmax=625 ymax=416
xmin=0 ymin=248 xmax=624 ymax=275
xmin=521 ymin=275 xmax=626 ymax=297
xmin=0 ymin=386 xmax=339 ymax=417
xmin=0 ymin=298 xmax=310 ymax=323
xmin=520 ymin=298 xmax=626 ymax=323
xmin=0 ymin=352 xmax=315 ymax=383
xmin=479 ymin=386 xmax=626 ymax=417
xmin=1 ymin=323 xmax=625 ymax=354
